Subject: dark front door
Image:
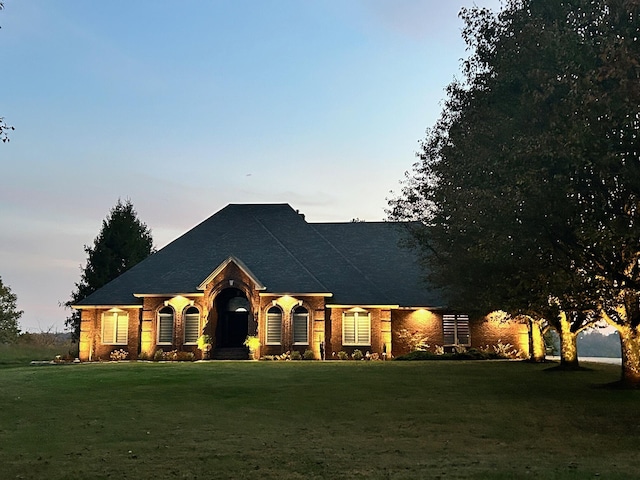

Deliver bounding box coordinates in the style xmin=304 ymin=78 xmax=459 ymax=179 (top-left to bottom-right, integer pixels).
xmin=214 ymin=287 xmax=250 ymax=348
xmin=217 ymin=311 xmax=249 ymax=347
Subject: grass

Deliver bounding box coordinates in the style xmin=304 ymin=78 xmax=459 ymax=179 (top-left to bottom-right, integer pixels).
xmin=0 ymin=342 xmax=75 ymax=366
xmin=0 ymin=357 xmax=639 ymax=479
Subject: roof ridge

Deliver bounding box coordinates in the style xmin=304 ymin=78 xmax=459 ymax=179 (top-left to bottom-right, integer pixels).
xmin=252 ymin=215 xmax=330 ymax=292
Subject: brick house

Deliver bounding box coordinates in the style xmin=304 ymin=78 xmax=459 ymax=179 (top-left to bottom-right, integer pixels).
xmin=74 ymin=203 xmax=529 ymax=361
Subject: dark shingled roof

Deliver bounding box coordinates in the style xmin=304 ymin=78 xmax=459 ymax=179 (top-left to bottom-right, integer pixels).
xmin=75 ymin=203 xmax=443 ymax=308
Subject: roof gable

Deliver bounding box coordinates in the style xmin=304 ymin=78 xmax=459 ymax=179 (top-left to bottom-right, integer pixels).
xmin=197 ymin=255 xmax=265 ymax=291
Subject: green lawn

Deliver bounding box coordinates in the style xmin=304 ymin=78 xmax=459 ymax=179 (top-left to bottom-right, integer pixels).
xmin=0 ymin=342 xmax=74 ymax=366
xmin=0 ymin=359 xmax=638 ymax=479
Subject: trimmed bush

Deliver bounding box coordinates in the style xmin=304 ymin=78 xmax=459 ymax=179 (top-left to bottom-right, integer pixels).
xmin=394 ymin=349 xmax=505 ymax=361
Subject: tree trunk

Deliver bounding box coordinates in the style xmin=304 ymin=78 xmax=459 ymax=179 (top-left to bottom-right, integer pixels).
xmin=617 ymin=326 xmax=640 ymax=388
xmin=558 ymin=311 xmax=579 ymax=369
xmin=528 ymin=319 xmax=546 ymax=362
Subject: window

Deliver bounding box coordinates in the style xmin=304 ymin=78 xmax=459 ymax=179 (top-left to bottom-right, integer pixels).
xmin=184 ymin=306 xmax=200 ymax=344
xmin=266 ymin=307 xmax=282 ymax=345
xmin=293 ymin=306 xmax=309 ymax=344
xmin=443 ymin=314 xmax=470 ymax=346
xmin=102 ymin=311 xmax=128 ymax=344
xmin=342 ymin=311 xmax=370 ymax=346
xmin=158 ymin=306 xmax=174 ymax=345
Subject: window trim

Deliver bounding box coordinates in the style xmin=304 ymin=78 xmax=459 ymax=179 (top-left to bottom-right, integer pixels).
xmin=342 ymin=311 xmax=371 ymax=346
xmin=266 ymin=306 xmax=283 ymax=345
xmin=157 ymin=306 xmax=175 ymax=345
xmin=183 ymin=306 xmax=200 ymax=345
xmin=292 ymin=306 xmax=309 ymax=345
xmin=102 ymin=310 xmax=128 ymax=345
xmin=443 ymin=314 xmax=471 ymax=346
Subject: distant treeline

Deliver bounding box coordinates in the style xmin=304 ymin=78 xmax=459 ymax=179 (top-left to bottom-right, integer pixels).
xmin=546 ymin=330 xmax=621 ymax=358
xmin=18 ymin=331 xmax=72 ymax=347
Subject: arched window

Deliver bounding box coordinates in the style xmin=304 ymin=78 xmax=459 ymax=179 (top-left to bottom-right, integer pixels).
xmin=293 ymin=306 xmax=309 ymax=345
xmin=158 ymin=306 xmax=174 ymax=345
xmin=184 ymin=306 xmax=200 ymax=344
xmin=266 ymin=306 xmax=282 ymax=345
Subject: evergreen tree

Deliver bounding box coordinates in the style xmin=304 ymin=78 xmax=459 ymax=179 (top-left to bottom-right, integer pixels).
xmin=66 ymin=199 xmax=154 ymax=340
xmin=0 ymin=276 xmax=22 ymax=343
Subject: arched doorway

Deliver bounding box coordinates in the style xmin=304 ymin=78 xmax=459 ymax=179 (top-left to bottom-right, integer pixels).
xmin=214 ymin=288 xmax=250 ymax=348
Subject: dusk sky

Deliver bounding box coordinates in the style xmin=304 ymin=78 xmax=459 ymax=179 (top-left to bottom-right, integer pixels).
xmin=1 ymin=0 xmax=501 ymax=332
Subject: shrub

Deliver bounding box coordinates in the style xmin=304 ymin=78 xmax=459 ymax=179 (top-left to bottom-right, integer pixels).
xmin=303 ymin=349 xmax=315 ymax=360
xmin=337 ymin=351 xmax=349 ymax=360
xmin=394 ymin=350 xmax=440 ymax=361
xmin=394 ymin=347 xmax=514 ymax=361
xmin=396 ymin=328 xmax=430 ymax=351
xmin=490 ymin=340 xmax=521 ymax=359
xmin=455 ymin=348 xmax=493 ymax=360
xmin=175 ymin=351 xmax=195 ymax=361
xmin=262 ymin=351 xmax=293 ymax=361
xmin=197 ymin=335 xmax=212 ymax=351
xmin=138 ymin=351 xmax=151 ymax=361
xmin=244 ymin=335 xmax=261 ymax=352
xmin=453 ymin=344 xmax=467 ymax=354
xmin=152 ymin=349 xmax=195 ymax=361
xmin=352 ymin=349 xmax=363 ymax=360
xmin=290 ymin=350 xmax=302 ymax=361
xmin=110 ymin=349 xmax=129 ymax=361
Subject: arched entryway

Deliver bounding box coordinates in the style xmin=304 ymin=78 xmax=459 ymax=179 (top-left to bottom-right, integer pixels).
xmin=214 ymin=288 xmax=250 ymax=348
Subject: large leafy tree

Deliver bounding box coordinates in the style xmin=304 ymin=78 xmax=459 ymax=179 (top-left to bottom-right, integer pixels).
xmin=0 ymin=276 xmax=22 ymax=343
xmin=390 ymin=0 xmax=639 ymax=380
xmin=66 ymin=199 xmax=154 ymax=340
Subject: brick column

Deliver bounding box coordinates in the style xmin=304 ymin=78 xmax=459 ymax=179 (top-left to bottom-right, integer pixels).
xmin=380 ymin=309 xmax=392 ymax=358
xmin=313 ymin=308 xmax=325 ymax=360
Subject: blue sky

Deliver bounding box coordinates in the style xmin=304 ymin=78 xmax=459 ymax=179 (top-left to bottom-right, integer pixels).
xmin=0 ymin=0 xmax=501 ymax=332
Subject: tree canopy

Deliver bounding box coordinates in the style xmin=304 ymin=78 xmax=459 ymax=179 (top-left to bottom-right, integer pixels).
xmin=0 ymin=276 xmax=22 ymax=343
xmin=389 ymin=0 xmax=640 ymax=383
xmin=66 ymin=199 xmax=154 ymax=340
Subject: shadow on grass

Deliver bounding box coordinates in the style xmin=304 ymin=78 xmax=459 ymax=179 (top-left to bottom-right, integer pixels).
xmin=544 ymin=364 xmax=594 ymax=372
xmin=595 ymin=379 xmax=640 ymax=390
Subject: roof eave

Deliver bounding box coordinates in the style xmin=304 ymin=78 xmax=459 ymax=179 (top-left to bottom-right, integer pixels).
xmin=72 ymin=304 xmax=143 ymax=310
xmin=259 ymin=292 xmax=333 ymax=297
xmin=133 ymin=293 xmax=204 ymax=298
xmin=197 ymin=255 xmax=266 ymax=291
